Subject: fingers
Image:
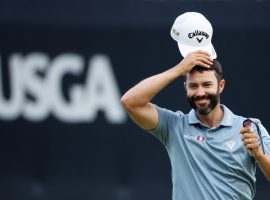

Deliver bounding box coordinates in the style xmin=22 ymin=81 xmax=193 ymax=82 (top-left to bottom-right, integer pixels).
xmin=240 ymin=126 xmax=253 ymax=134
xmin=245 ymin=140 xmax=259 ymax=150
xmin=242 ymin=135 xmax=259 ymax=146
xmin=240 ymin=128 xmax=260 ymax=150
xmin=186 ymin=51 xmax=213 ymax=68
xmin=177 ymin=50 xmax=213 ymax=75
xmin=195 ymin=56 xmax=213 ymax=67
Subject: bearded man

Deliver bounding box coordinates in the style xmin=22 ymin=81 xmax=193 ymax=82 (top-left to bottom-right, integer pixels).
xmin=121 ymin=51 xmax=270 ymax=200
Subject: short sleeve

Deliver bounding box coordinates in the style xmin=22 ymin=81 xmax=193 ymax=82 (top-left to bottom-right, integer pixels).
xmin=148 ymin=105 xmax=184 ymax=146
xmin=258 ymin=123 xmax=270 ymax=155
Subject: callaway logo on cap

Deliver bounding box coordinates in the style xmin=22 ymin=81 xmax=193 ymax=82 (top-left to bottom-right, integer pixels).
xmin=170 ymin=12 xmax=217 ymax=59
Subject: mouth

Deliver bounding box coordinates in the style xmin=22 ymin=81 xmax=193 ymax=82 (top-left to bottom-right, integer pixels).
xmin=187 ymin=92 xmax=219 ymax=115
xmin=195 ymin=98 xmax=209 ymax=106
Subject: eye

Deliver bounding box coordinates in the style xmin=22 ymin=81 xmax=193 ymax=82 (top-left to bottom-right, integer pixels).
xmin=188 ymin=85 xmax=197 ymax=89
xmin=203 ymin=83 xmax=212 ymax=88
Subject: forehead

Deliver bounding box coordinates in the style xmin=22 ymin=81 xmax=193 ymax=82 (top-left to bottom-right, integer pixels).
xmin=186 ymin=70 xmax=217 ymax=84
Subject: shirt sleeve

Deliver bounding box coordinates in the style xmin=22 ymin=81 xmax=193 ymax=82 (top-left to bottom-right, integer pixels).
xmin=148 ymin=105 xmax=184 ymax=146
xmin=258 ymin=123 xmax=270 ymax=155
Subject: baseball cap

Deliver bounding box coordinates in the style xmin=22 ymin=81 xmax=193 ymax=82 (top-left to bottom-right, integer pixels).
xmin=170 ymin=12 xmax=217 ymax=59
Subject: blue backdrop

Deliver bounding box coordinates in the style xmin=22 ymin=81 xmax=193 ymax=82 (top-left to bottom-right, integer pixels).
xmin=0 ymin=0 xmax=270 ymax=199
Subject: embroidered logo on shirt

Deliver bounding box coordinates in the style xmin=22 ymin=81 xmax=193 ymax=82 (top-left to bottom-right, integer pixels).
xmin=226 ymin=140 xmax=236 ymax=150
xmin=197 ymin=136 xmax=205 ymax=141
xmin=184 ymin=135 xmax=205 ymax=142
xmin=184 ymin=135 xmax=197 ymax=140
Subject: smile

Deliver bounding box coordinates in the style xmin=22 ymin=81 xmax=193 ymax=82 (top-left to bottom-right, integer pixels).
xmin=196 ymin=99 xmax=209 ymax=105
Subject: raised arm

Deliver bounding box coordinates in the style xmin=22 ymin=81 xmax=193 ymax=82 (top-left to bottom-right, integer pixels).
xmin=120 ymin=51 xmax=213 ymax=130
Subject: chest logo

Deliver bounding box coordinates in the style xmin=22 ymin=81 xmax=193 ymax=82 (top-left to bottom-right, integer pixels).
xmin=226 ymin=140 xmax=236 ymax=150
xmin=184 ymin=135 xmax=205 ymax=142
xmin=197 ymin=136 xmax=205 ymax=141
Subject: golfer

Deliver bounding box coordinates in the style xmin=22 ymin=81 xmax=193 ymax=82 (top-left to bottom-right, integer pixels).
xmin=121 ymin=12 xmax=270 ymax=200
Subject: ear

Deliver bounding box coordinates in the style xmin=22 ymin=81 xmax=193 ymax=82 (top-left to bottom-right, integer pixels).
xmin=183 ymin=82 xmax=187 ymax=91
xmin=218 ymin=79 xmax=225 ymax=94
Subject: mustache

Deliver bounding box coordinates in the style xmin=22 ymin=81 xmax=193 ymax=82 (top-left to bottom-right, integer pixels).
xmin=192 ymin=95 xmax=211 ymax=101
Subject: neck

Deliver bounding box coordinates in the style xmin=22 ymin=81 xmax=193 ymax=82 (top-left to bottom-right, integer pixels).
xmin=197 ymin=104 xmax=224 ymax=128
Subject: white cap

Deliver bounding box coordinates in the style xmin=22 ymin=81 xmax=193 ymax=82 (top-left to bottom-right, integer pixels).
xmin=170 ymin=12 xmax=217 ymax=59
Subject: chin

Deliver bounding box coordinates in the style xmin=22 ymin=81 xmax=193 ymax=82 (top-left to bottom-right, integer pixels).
xmin=196 ymin=103 xmax=210 ymax=109
xmin=197 ymin=107 xmax=212 ymax=115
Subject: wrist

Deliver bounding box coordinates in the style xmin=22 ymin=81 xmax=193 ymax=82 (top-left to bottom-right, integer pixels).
xmin=252 ymin=148 xmax=264 ymax=159
xmin=173 ymin=63 xmax=189 ymax=76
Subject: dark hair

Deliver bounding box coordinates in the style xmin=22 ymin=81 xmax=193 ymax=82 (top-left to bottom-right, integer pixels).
xmin=187 ymin=59 xmax=223 ymax=82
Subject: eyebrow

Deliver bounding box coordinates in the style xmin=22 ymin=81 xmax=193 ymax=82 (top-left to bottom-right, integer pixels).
xmin=188 ymin=81 xmax=213 ymax=86
xmin=202 ymin=81 xmax=213 ymax=84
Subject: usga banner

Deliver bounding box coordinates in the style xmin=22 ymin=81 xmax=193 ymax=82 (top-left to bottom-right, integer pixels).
xmin=0 ymin=53 xmax=126 ymax=123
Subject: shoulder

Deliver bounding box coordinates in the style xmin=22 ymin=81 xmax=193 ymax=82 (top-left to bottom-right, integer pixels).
xmin=153 ymin=104 xmax=187 ymax=129
xmin=225 ymin=105 xmax=267 ymax=133
xmin=221 ymin=105 xmax=245 ymax=126
xmin=155 ymin=105 xmax=185 ymax=119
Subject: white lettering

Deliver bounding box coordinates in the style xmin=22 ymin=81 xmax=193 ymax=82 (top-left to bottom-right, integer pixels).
xmin=23 ymin=53 xmax=50 ymax=121
xmin=0 ymin=53 xmax=126 ymax=124
xmin=85 ymin=55 xmax=126 ymax=123
xmin=0 ymin=54 xmax=24 ymax=120
xmin=48 ymin=53 xmax=85 ymax=122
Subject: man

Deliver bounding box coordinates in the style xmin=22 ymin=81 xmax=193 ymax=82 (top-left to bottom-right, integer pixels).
xmin=120 ymin=51 xmax=270 ymax=199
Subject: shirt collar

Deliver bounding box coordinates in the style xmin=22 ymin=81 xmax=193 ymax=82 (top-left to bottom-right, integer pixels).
xmin=188 ymin=104 xmax=234 ymax=127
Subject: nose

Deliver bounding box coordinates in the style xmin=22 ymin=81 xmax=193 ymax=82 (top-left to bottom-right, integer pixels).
xmin=195 ymin=86 xmax=206 ymax=97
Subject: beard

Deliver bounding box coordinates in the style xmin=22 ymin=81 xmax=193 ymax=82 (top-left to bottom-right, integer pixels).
xmin=187 ymin=90 xmax=220 ymax=115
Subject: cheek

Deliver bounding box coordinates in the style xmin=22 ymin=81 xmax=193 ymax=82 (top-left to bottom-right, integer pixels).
xmin=205 ymin=86 xmax=218 ymax=94
xmin=186 ymin=90 xmax=194 ymax=98
xmin=205 ymin=89 xmax=216 ymax=95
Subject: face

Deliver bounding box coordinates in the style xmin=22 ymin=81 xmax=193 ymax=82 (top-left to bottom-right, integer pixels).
xmin=185 ymin=70 xmax=224 ymax=115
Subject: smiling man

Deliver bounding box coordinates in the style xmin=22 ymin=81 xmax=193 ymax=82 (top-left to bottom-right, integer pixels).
xmin=185 ymin=62 xmax=224 ymax=127
xmin=121 ymin=51 xmax=270 ymax=200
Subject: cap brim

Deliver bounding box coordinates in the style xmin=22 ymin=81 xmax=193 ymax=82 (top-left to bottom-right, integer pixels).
xmin=177 ymin=42 xmax=217 ymax=59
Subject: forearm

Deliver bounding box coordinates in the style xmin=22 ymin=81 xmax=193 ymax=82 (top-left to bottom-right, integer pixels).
xmin=121 ymin=65 xmax=184 ymax=108
xmin=254 ymin=150 xmax=270 ymax=182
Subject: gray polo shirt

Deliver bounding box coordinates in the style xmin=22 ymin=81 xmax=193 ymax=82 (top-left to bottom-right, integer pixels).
xmin=150 ymin=105 xmax=270 ymax=200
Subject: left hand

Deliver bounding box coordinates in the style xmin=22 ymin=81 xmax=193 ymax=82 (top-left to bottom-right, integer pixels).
xmin=240 ymin=126 xmax=261 ymax=156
